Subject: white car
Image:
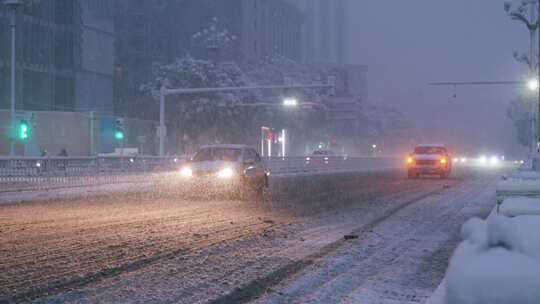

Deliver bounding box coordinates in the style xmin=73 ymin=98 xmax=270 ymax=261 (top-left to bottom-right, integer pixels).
xmin=179 ymin=144 xmax=268 ymax=198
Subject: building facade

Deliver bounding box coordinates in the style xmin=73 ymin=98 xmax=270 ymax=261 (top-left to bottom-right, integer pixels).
xmin=286 ymin=0 xmax=348 ymax=64
xmin=113 ymin=0 xmax=304 ymax=119
xmin=0 ymin=0 xmax=114 ymax=113
xmin=0 ymin=0 xmax=115 ymax=155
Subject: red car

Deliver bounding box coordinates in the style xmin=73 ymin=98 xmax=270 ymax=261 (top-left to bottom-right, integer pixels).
xmin=407 ymin=144 xmax=452 ymax=179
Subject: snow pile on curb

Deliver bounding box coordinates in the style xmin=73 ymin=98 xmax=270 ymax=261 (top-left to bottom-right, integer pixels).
xmin=496 ymin=178 xmax=540 ymax=194
xmin=499 ymin=197 xmax=540 ymax=217
xmin=445 ymin=215 xmax=540 ymax=304
xmin=508 ymin=170 xmax=540 ymax=180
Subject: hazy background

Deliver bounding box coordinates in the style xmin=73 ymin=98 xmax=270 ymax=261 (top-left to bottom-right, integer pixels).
xmin=348 ymin=0 xmax=531 ymax=158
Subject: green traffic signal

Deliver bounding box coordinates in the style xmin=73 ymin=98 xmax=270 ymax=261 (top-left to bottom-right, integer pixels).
xmin=19 ymin=121 xmax=28 ymax=140
xmin=114 ymin=131 xmax=124 ymax=140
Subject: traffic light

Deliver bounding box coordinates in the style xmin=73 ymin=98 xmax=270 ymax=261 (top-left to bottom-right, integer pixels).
xmin=114 ymin=118 xmax=124 ymax=140
xmin=18 ymin=120 xmax=28 ymax=140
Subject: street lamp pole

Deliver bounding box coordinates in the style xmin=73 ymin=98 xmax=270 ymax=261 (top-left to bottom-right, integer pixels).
xmin=6 ymin=0 xmax=20 ymax=156
xmin=537 ymin=1 xmax=540 ymax=151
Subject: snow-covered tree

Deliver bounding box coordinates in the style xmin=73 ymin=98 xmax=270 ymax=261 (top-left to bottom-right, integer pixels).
xmin=504 ymin=1 xmax=539 ymax=148
xmin=142 ymin=55 xmax=263 ymax=151
xmin=504 ymin=0 xmax=540 ymax=72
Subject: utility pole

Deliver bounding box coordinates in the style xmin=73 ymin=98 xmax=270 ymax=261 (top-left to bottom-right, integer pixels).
xmin=5 ymin=0 xmax=20 ymax=156
xmin=537 ymin=1 xmax=540 ymax=152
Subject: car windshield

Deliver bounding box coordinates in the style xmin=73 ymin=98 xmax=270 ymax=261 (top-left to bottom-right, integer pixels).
xmin=192 ymin=147 xmax=242 ymax=162
xmin=414 ymin=147 xmax=447 ymax=154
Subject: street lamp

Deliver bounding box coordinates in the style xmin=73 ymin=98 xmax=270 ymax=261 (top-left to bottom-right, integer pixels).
xmin=4 ymin=0 xmax=21 ymax=156
xmin=283 ymin=98 xmax=298 ymax=107
xmin=528 ymin=78 xmax=539 ymax=91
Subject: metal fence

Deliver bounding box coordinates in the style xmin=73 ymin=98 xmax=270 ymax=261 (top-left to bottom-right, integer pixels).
xmin=0 ymin=156 xmax=183 ymax=192
xmin=0 ymin=156 xmax=401 ymax=193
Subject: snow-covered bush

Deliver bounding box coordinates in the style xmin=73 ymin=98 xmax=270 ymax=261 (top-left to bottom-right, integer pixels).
xmin=445 ymin=215 xmax=540 ymax=304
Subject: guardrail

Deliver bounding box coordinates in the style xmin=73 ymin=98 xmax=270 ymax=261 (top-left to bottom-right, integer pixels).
xmin=0 ymin=156 xmax=184 ymax=192
xmin=0 ymin=156 xmax=401 ymax=193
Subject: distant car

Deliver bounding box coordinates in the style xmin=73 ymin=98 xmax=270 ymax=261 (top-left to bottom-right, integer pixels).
xmin=305 ymin=149 xmax=337 ymax=165
xmin=179 ymin=144 xmax=268 ymax=198
xmin=407 ymin=144 xmax=452 ymax=179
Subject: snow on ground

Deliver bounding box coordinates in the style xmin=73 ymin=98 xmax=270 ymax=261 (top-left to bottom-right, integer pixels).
xmin=499 ymin=196 xmax=540 ymax=217
xmin=445 ymin=215 xmax=540 ymax=304
xmin=0 ymin=167 xmax=504 ymax=304
xmin=254 ymin=169 xmax=501 ymax=304
xmin=1 ymin=170 xmax=432 ymax=303
xmin=496 ymin=178 xmax=540 ymax=193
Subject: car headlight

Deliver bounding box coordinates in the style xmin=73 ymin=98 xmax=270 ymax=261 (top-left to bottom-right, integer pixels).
xmin=217 ymin=167 xmax=234 ymax=178
xmin=180 ymin=167 xmax=192 ymax=178
xmin=407 ymin=157 xmax=414 ymax=164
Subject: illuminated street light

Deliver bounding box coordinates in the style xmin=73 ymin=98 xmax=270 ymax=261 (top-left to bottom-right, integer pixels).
xmin=528 ymin=78 xmax=539 ymax=91
xmin=283 ymin=98 xmax=298 ymax=107
xmin=372 ymin=144 xmax=377 ymax=149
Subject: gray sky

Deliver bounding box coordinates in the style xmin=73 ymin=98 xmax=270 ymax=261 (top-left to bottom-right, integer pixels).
xmin=348 ymin=0 xmax=532 ymax=157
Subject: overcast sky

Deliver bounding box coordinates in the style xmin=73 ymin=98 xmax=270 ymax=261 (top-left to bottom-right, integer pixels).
xmin=348 ymin=0 xmax=532 ymax=157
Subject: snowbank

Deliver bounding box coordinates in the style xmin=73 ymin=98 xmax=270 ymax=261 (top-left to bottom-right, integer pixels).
xmin=508 ymin=170 xmax=540 ymax=180
xmin=445 ymin=216 xmax=540 ymax=304
xmin=499 ymin=197 xmax=540 ymax=217
xmin=496 ymin=178 xmax=540 ymax=194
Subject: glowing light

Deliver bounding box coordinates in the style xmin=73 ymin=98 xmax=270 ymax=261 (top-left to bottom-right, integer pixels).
xmin=479 ymin=155 xmax=487 ymax=164
xmin=453 ymin=158 xmax=459 ymax=163
xmin=217 ymin=167 xmax=234 ymax=178
xmin=180 ymin=167 xmax=192 ymax=178
xmin=407 ymin=157 xmax=414 ymax=164
xmin=283 ymin=98 xmax=298 ymax=107
xmin=460 ymin=157 xmax=467 ymax=163
xmin=114 ymin=131 xmax=124 ymax=140
xmin=440 ymin=158 xmax=447 ymax=164
xmin=528 ymin=79 xmax=539 ymax=91
xmin=490 ymin=155 xmax=499 ymax=164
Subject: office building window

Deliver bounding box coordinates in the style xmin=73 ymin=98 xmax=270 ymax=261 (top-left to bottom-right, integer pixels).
xmin=55 ymin=31 xmax=74 ymax=69
xmin=55 ymin=0 xmax=74 ymax=25
xmin=54 ymin=75 xmax=74 ymax=111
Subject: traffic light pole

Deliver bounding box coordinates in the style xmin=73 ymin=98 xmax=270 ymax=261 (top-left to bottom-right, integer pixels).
xmin=9 ymin=5 xmax=17 ymax=156
xmin=158 ymin=80 xmax=335 ymax=156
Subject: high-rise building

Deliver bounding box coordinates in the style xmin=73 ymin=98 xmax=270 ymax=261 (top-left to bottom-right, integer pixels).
xmin=113 ymin=0 xmax=304 ymax=119
xmin=286 ymin=0 xmax=348 ymax=64
xmin=0 ymin=0 xmax=115 ymax=113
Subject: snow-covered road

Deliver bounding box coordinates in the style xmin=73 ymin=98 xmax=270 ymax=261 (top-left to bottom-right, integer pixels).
xmin=0 ymin=167 xmax=506 ymax=303
xmin=254 ymin=168 xmax=504 ymax=304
